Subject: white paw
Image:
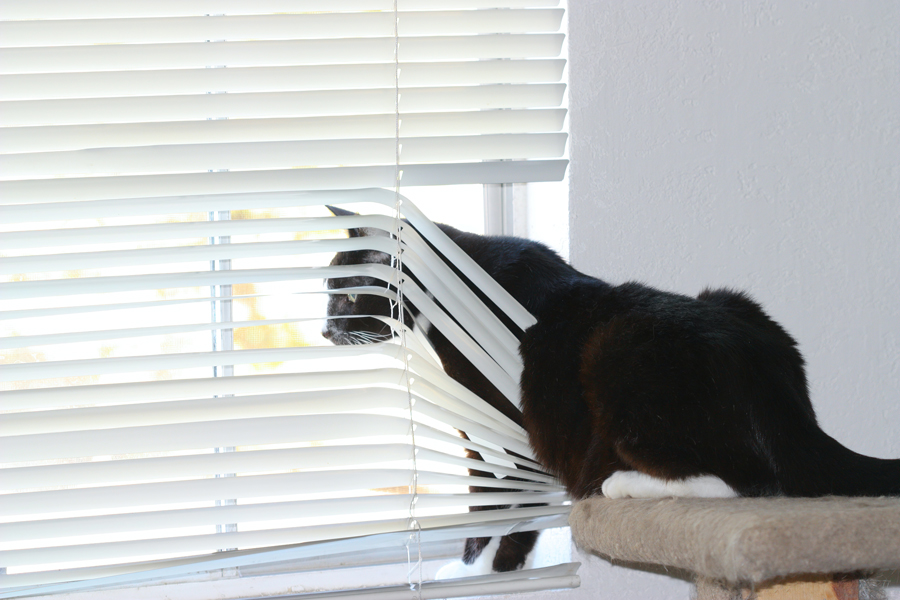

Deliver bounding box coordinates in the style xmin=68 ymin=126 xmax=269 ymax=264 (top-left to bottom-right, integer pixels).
xmin=435 ymin=537 xmax=500 ymax=580
xmin=601 ymin=471 xmax=662 ymax=498
xmin=601 ymin=471 xmax=737 ymax=499
xmin=677 ymin=475 xmax=738 ymax=498
xmin=435 ymin=560 xmax=470 ymax=580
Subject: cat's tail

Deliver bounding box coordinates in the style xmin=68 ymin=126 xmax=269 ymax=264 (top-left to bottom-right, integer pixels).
xmin=783 ymin=429 xmax=900 ymax=497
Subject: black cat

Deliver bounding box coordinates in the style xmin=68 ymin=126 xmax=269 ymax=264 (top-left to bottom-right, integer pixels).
xmin=322 ymin=206 xmax=900 ymax=571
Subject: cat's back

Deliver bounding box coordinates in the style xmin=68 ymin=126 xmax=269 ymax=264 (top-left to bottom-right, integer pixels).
xmin=522 ymin=280 xmax=814 ymax=431
xmin=435 ymin=223 xmax=582 ymax=315
xmin=527 ymin=282 xmax=807 ymax=389
xmin=520 ymin=281 xmax=817 ymax=496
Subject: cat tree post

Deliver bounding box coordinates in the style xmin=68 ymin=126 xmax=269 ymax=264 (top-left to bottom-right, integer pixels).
xmin=568 ymin=496 xmax=900 ymax=599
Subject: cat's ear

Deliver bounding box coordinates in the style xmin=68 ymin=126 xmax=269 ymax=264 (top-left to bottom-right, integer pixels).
xmin=326 ymin=205 xmax=357 ymax=218
xmin=326 ymin=204 xmax=386 ymax=239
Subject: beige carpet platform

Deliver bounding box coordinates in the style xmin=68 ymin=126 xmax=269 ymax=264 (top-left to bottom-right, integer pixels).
xmin=570 ymin=496 xmax=900 ymax=599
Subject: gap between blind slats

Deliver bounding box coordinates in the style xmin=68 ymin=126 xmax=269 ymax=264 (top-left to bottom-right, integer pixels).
xmin=0 ymin=10 xmax=564 ymax=47
xmin=4 ymin=227 xmax=525 ymax=379
xmin=1 ymin=492 xmax=567 ymax=543
xmin=246 ymin=564 xmax=579 ymax=600
xmin=1 ymin=61 xmax=566 ymax=102
xmin=3 ymin=283 xmax=522 ymax=407
xmin=1 ymin=468 xmax=559 ymax=520
xmin=0 ymin=1 xmax=562 ymax=22
xmin=2 ymin=262 xmax=524 ymax=398
xmin=4 ymin=196 xmax=540 ymax=342
xmin=215 ymin=539 xmax=461 ymax=578
xmin=0 ymin=35 xmax=565 ymax=74
xmin=1 ymin=133 xmax=568 ymax=179
xmin=273 ymin=566 xmax=579 ymax=600
xmin=312 ymin=195 xmax=542 ymax=332
xmin=0 ymin=521 xmax=573 ymax=597
xmin=3 ymin=196 xmax=536 ymax=403
xmin=1 ymin=531 xmax=575 ymax=600
xmin=0 ymin=162 xmax=569 ymax=209
xmin=1 ymin=84 xmax=565 ymax=127
xmin=3 ymin=188 xmax=538 ymax=331
xmin=0 ymin=505 xmax=569 ymax=569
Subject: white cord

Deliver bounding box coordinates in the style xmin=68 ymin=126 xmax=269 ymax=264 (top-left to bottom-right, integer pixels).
xmin=391 ymin=4 xmax=423 ymax=597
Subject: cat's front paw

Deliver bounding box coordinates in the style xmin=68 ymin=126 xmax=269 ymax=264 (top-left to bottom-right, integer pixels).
xmin=601 ymin=470 xmax=658 ymax=498
xmin=601 ymin=470 xmax=737 ymax=498
xmin=436 ymin=538 xmax=501 ymax=579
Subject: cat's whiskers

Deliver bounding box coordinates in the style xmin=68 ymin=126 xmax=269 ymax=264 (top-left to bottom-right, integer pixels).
xmin=347 ymin=330 xmax=390 ymax=345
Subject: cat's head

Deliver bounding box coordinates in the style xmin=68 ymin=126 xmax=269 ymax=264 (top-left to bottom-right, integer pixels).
xmin=322 ymin=206 xmax=412 ymax=345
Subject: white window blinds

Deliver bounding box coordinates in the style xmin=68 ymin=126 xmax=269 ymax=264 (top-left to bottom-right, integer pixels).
xmin=0 ymin=2 xmax=574 ymax=598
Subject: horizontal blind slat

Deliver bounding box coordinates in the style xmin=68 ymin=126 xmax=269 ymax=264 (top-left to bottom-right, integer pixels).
xmin=0 ymin=34 xmax=565 ymax=74
xmin=1 ymin=84 xmax=566 ymax=127
xmin=1 ymin=335 xmax=405 ymax=380
xmin=2 ymin=445 xmax=550 ymax=492
xmin=0 ymin=60 xmax=566 ymax=102
xmin=1 ymin=469 xmax=560 ymax=518
xmin=2 ymin=414 xmax=413 ymax=464
xmin=2 ymin=133 xmax=568 ymax=179
xmin=0 ymin=1 xmax=561 ymax=21
xmin=3 ymin=409 xmax=534 ymax=474
xmin=0 ymin=0 xmax=571 ymax=591
xmin=2 ymin=213 xmax=395 ymax=250
xmin=0 ymin=293 xmax=266 ymax=321
xmin=0 ymin=10 xmax=564 ymax=47
xmin=1 ymin=492 xmax=566 ymax=543
xmin=3 ymin=237 xmax=386 ymax=274
xmin=2 ymin=389 xmax=420 ymax=436
xmin=1 ymin=108 xmax=567 ymax=154
xmin=1 ymin=266 xmax=347 ymax=301
xmin=1 ymin=469 xmax=416 ymax=517
xmin=1 ymin=316 xmax=327 ymax=348
xmin=2 ymin=444 xmax=415 ymax=490
xmin=0 ymin=161 xmax=570 ymax=210
xmin=1 ymin=382 xmax=528 ymax=449
xmin=1 ymin=369 xmax=532 ymax=467
xmin=0 ymin=506 xmax=570 ymax=569
xmin=1 ymin=367 xmax=534 ymax=447
xmin=0 ymin=518 xmax=572 ymax=594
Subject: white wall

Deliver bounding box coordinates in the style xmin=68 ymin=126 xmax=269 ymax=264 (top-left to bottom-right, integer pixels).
xmin=562 ymin=1 xmax=900 ymax=598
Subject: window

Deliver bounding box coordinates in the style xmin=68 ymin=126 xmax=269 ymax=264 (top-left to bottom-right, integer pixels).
xmin=0 ymin=3 xmax=571 ymax=597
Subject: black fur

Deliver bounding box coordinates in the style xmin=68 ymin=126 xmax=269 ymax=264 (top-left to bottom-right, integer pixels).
xmin=522 ymin=280 xmax=900 ymax=498
xmin=323 ymin=206 xmax=900 ymax=570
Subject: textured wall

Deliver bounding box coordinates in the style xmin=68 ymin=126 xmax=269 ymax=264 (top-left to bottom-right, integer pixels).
xmin=566 ymin=1 xmax=899 ymax=598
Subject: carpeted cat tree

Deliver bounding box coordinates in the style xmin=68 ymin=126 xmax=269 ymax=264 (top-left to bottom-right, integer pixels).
xmin=569 ymin=496 xmax=900 ymax=599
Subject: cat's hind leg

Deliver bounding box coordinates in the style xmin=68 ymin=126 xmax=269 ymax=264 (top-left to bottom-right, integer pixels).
xmin=491 ymin=526 xmax=539 ymax=572
xmin=601 ymin=470 xmax=737 ymax=499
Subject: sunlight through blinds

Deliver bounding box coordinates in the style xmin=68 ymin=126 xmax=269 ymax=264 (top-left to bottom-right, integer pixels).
xmin=0 ymin=2 xmax=574 ymax=598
